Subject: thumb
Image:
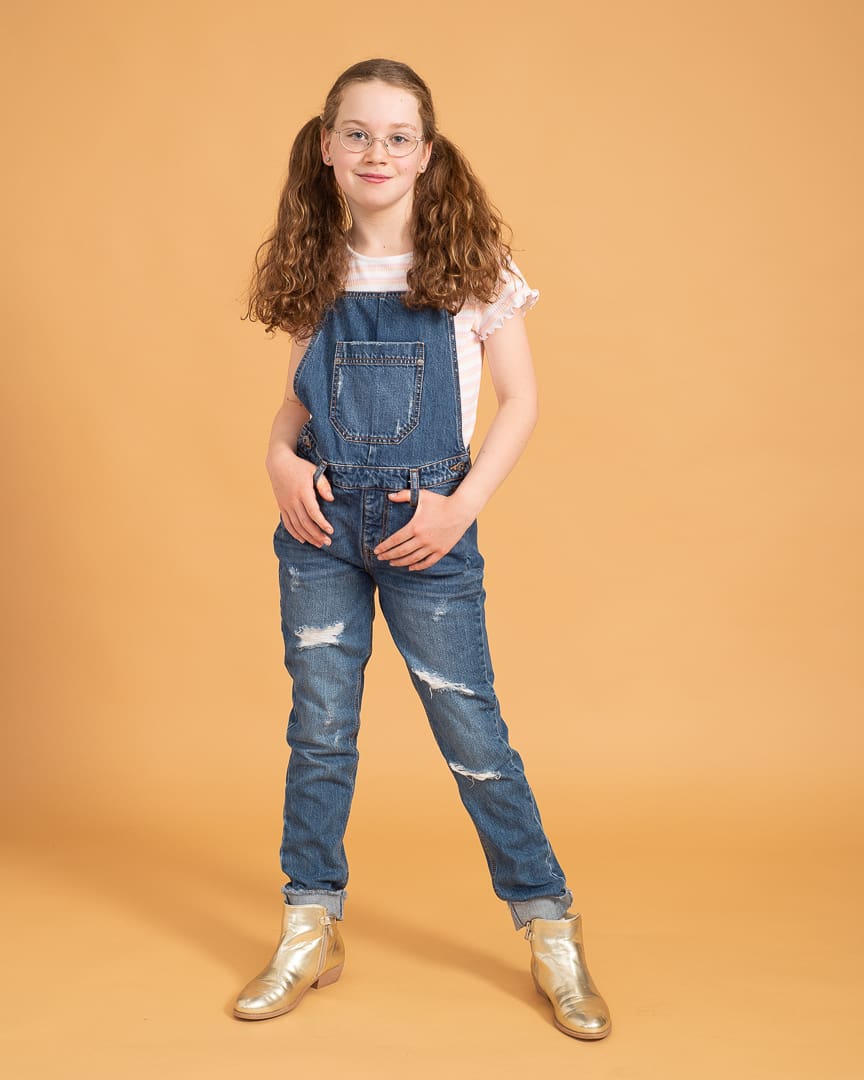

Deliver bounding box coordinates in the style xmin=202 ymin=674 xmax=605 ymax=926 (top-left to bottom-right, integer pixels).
xmin=315 ymin=474 xmax=335 ymax=501
xmin=388 ymin=489 xmax=412 ymax=502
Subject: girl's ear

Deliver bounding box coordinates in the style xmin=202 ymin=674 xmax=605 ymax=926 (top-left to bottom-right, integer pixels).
xmin=321 ymin=127 xmax=332 ymax=164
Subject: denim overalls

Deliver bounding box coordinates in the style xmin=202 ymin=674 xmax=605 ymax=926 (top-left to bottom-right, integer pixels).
xmin=273 ymin=289 xmax=572 ymax=929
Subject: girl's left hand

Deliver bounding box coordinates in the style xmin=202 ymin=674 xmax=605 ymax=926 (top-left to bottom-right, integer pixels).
xmin=374 ymin=490 xmax=474 ymax=571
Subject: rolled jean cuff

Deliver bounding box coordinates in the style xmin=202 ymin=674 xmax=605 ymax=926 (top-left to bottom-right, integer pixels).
xmin=507 ymin=888 xmax=573 ymax=930
xmin=281 ymin=885 xmax=347 ymax=919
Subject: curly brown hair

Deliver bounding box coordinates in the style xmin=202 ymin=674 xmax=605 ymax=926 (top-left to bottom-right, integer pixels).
xmin=242 ymin=58 xmax=522 ymax=340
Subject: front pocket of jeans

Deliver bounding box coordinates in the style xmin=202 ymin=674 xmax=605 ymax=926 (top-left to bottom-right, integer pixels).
xmin=330 ymin=340 xmax=425 ymax=444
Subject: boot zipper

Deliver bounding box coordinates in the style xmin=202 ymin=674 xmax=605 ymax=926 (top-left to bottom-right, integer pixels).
xmin=316 ymin=915 xmax=331 ymax=977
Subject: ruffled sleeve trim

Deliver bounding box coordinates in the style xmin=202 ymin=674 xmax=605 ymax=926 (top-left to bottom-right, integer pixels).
xmin=475 ymin=286 xmax=540 ymax=342
xmin=473 ymin=257 xmax=540 ymax=342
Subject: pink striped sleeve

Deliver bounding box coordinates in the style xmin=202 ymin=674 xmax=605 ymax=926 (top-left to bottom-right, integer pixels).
xmin=473 ymin=257 xmax=540 ymax=342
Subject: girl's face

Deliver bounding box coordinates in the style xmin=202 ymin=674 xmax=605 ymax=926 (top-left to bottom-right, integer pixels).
xmin=322 ymin=79 xmax=432 ymax=221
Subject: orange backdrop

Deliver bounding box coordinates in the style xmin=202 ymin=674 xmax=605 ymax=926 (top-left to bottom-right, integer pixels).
xmin=2 ymin=2 xmax=862 ymax=1077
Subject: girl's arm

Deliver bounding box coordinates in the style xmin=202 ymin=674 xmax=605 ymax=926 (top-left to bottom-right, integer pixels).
xmin=374 ymin=311 xmax=538 ymax=570
xmin=265 ymin=338 xmax=336 ymax=546
xmin=449 ymin=310 xmax=539 ymax=518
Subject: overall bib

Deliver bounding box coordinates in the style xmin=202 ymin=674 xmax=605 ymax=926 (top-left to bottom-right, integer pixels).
xmin=274 ymin=290 xmax=572 ymax=929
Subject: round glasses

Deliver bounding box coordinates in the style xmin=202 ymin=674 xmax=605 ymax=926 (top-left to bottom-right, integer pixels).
xmin=332 ymin=127 xmax=424 ymax=158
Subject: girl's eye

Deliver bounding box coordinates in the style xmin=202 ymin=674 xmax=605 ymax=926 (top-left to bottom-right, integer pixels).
xmin=346 ymin=129 xmax=367 ymax=141
xmin=390 ymin=134 xmax=409 ymax=145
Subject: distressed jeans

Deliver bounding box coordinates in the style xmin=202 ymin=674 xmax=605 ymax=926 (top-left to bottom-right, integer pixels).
xmin=274 ymin=483 xmax=572 ymax=930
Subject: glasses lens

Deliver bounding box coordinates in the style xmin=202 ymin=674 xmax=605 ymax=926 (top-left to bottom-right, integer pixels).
xmin=386 ymin=134 xmax=418 ymax=156
xmin=339 ymin=129 xmax=372 ymax=151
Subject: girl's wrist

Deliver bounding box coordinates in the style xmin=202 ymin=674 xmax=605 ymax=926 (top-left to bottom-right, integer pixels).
xmin=265 ymin=442 xmax=299 ymax=474
xmin=450 ymin=483 xmax=487 ymax=520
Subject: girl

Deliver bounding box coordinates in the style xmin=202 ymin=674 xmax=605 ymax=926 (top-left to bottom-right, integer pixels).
xmin=235 ymin=58 xmax=611 ymax=1040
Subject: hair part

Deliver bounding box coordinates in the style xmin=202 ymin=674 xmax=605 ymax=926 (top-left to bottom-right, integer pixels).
xmin=242 ymin=58 xmax=521 ymax=339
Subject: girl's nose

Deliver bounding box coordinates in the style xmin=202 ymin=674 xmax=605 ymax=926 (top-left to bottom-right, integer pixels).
xmin=362 ymin=137 xmax=391 ymax=164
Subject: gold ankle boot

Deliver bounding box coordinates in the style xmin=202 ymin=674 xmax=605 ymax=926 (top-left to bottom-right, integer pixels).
xmin=526 ymin=912 xmax=611 ymax=1039
xmin=233 ymin=903 xmax=344 ymax=1020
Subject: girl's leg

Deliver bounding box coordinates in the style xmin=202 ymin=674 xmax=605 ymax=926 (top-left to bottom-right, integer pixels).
xmin=374 ymin=518 xmax=572 ymax=929
xmin=273 ymin=515 xmax=375 ymax=918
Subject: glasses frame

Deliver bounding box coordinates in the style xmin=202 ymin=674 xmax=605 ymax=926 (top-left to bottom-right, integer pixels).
xmin=330 ymin=127 xmax=425 ymax=157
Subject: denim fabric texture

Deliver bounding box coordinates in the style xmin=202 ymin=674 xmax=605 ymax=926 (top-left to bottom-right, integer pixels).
xmin=276 ymin=291 xmax=572 ymax=929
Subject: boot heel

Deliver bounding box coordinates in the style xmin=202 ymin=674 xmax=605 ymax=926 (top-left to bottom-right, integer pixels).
xmin=312 ymin=962 xmax=343 ymax=990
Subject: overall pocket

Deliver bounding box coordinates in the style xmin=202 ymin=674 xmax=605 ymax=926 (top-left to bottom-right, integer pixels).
xmin=330 ymin=340 xmax=425 ymax=444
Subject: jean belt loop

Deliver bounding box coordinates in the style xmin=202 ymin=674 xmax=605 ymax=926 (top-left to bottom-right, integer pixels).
xmin=409 ymin=468 xmax=420 ymax=510
xmin=313 ymin=460 xmax=328 ymax=488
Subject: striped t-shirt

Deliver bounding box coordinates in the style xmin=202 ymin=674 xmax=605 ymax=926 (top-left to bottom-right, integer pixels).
xmin=344 ymin=243 xmax=539 ymax=446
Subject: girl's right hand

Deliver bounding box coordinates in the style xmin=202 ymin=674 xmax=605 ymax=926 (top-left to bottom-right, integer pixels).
xmin=267 ymin=448 xmax=335 ymax=546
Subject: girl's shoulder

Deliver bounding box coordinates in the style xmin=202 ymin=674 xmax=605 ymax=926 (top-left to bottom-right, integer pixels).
xmin=471 ymin=255 xmax=540 ymax=342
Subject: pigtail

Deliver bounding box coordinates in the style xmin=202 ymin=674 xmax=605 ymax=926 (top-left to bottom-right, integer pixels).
xmin=408 ymin=133 xmax=519 ymax=314
xmin=243 ymin=117 xmax=351 ymax=339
